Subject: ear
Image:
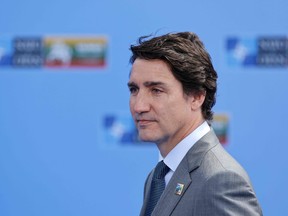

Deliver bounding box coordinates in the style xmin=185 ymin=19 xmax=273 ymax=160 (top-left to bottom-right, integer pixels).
xmin=190 ymin=93 xmax=205 ymax=111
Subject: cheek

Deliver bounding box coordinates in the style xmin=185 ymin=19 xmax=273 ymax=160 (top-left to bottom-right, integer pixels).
xmin=163 ymin=101 xmax=191 ymax=120
xmin=129 ymin=101 xmax=134 ymax=113
xmin=129 ymin=99 xmax=137 ymax=118
xmin=157 ymin=107 xmax=174 ymax=124
xmin=129 ymin=97 xmax=133 ymax=108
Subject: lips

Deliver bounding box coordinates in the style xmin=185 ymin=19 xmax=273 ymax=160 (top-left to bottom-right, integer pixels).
xmin=138 ymin=119 xmax=152 ymax=123
xmin=136 ymin=119 xmax=156 ymax=127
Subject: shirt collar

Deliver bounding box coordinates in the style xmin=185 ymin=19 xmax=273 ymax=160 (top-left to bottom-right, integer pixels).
xmin=159 ymin=121 xmax=210 ymax=172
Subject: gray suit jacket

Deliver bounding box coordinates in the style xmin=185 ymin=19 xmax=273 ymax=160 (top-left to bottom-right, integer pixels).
xmin=140 ymin=130 xmax=263 ymax=216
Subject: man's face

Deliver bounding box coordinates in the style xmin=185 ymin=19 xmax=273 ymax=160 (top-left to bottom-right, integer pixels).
xmin=128 ymin=58 xmax=203 ymax=151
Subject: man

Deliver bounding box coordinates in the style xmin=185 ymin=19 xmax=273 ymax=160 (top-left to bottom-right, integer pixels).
xmin=127 ymin=32 xmax=262 ymax=216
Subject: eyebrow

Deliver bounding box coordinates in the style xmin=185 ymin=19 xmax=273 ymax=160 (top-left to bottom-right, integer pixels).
xmin=127 ymin=81 xmax=137 ymax=88
xmin=143 ymin=81 xmax=166 ymax=87
xmin=127 ymin=81 xmax=166 ymax=88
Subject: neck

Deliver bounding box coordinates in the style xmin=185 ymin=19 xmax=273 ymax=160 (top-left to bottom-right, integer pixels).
xmin=157 ymin=117 xmax=205 ymax=158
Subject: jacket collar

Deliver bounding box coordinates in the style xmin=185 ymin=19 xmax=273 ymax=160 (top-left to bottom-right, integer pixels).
xmin=141 ymin=129 xmax=219 ymax=216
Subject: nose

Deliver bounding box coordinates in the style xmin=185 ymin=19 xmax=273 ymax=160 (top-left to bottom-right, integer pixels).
xmin=130 ymin=92 xmax=150 ymax=114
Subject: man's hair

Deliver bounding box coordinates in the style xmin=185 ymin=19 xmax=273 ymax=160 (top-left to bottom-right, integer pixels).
xmin=129 ymin=32 xmax=218 ymax=122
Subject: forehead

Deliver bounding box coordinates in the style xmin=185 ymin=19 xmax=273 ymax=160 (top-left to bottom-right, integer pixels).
xmin=129 ymin=58 xmax=176 ymax=83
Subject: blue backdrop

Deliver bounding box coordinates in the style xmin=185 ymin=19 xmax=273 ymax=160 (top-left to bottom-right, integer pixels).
xmin=1 ymin=0 xmax=288 ymax=215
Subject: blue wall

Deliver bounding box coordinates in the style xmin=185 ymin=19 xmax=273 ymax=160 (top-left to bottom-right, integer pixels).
xmin=1 ymin=0 xmax=288 ymax=215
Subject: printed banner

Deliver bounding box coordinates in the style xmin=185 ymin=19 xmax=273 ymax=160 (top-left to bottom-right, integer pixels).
xmin=0 ymin=35 xmax=108 ymax=69
xmin=44 ymin=37 xmax=107 ymax=68
xmin=226 ymin=36 xmax=288 ymax=67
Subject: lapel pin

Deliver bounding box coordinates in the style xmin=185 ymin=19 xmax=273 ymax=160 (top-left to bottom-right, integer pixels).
xmin=175 ymin=183 xmax=185 ymax=196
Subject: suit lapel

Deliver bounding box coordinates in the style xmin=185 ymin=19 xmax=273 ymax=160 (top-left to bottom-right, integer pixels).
xmin=152 ymin=158 xmax=192 ymax=216
xmin=151 ymin=130 xmax=219 ymax=216
xmin=140 ymin=171 xmax=153 ymax=216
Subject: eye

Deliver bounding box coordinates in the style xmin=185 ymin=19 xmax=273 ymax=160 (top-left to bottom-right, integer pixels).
xmin=129 ymin=86 xmax=138 ymax=94
xmin=152 ymin=88 xmax=163 ymax=94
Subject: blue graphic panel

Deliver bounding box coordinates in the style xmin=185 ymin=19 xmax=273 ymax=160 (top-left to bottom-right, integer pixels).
xmin=226 ymin=37 xmax=257 ymax=66
xmin=226 ymin=36 xmax=288 ymax=67
xmin=1 ymin=0 xmax=288 ymax=215
xmin=0 ymin=36 xmax=12 ymax=66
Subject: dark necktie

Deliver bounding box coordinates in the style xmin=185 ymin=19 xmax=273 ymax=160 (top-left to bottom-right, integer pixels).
xmin=145 ymin=160 xmax=170 ymax=216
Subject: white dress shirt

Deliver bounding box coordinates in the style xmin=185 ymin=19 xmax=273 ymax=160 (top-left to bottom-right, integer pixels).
xmin=159 ymin=121 xmax=210 ymax=185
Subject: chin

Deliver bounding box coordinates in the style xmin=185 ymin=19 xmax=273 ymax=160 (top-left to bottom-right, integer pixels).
xmin=138 ymin=136 xmax=153 ymax=142
xmin=138 ymin=133 xmax=156 ymax=143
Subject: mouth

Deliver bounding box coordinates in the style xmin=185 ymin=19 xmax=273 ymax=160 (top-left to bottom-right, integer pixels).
xmin=136 ymin=119 xmax=156 ymax=127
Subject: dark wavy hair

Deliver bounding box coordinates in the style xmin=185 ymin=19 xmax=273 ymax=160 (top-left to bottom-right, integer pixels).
xmin=129 ymin=32 xmax=218 ymax=122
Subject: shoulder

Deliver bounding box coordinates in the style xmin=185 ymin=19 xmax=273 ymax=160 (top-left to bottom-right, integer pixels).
xmin=194 ymin=168 xmax=262 ymax=215
xmin=203 ymin=143 xmax=250 ymax=180
xmin=192 ymin=144 xmax=263 ymax=215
